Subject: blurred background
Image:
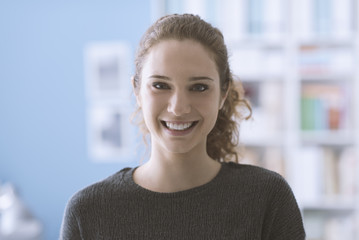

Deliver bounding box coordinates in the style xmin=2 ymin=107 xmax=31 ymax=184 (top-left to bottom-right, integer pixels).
xmin=0 ymin=0 xmax=358 ymax=239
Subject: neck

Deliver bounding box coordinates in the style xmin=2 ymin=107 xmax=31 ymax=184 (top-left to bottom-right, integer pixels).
xmin=133 ymin=148 xmax=221 ymax=193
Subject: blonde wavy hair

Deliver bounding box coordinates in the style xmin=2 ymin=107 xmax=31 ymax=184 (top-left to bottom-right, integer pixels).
xmin=132 ymin=14 xmax=251 ymax=162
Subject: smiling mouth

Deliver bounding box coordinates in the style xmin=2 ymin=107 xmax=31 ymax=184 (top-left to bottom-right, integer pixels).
xmin=161 ymin=121 xmax=198 ymax=131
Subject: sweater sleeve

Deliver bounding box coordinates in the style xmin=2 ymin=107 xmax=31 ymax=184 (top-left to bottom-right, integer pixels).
xmin=59 ymin=194 xmax=83 ymax=240
xmin=263 ymin=175 xmax=306 ymax=240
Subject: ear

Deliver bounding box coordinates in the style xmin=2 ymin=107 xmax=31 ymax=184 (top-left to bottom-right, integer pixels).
xmin=219 ymin=87 xmax=229 ymax=110
xmin=132 ymin=76 xmax=141 ymax=107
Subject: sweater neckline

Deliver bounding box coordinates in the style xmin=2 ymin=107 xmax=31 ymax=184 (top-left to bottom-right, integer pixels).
xmin=123 ymin=162 xmax=230 ymax=199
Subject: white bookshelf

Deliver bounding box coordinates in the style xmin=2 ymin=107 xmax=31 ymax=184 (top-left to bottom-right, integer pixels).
xmin=152 ymin=0 xmax=359 ymax=239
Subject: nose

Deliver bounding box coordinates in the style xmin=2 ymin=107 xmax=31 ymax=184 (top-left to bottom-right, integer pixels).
xmin=167 ymin=90 xmax=191 ymax=116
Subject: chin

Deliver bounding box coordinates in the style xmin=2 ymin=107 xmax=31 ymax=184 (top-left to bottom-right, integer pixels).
xmin=161 ymin=140 xmax=204 ymax=156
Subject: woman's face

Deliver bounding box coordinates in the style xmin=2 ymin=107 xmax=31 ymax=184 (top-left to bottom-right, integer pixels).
xmin=136 ymin=39 xmax=226 ymax=155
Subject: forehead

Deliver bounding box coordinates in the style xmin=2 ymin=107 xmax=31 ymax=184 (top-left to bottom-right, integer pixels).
xmin=142 ymin=39 xmax=218 ymax=79
xmin=149 ymin=39 xmax=214 ymax=59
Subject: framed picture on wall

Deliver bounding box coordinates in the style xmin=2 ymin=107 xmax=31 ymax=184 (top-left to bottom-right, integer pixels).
xmin=87 ymin=102 xmax=136 ymax=162
xmin=85 ymin=42 xmax=131 ymax=99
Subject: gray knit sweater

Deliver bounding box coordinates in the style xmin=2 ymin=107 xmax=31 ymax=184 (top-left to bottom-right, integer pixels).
xmin=60 ymin=162 xmax=305 ymax=239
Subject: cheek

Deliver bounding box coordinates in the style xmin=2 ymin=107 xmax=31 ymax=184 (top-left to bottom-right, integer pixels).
xmin=194 ymin=96 xmax=221 ymax=123
xmin=141 ymin=91 xmax=163 ymax=108
xmin=194 ymin=91 xmax=222 ymax=110
xmin=139 ymin=90 xmax=166 ymax=121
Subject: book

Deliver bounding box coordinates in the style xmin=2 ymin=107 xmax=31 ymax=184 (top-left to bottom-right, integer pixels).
xmin=338 ymin=147 xmax=356 ymax=196
xmin=332 ymin=0 xmax=352 ymax=40
xmin=297 ymin=0 xmax=314 ymax=39
xmin=263 ymin=147 xmax=286 ymax=177
xmin=217 ymin=0 xmax=245 ymax=41
xmin=300 ymin=83 xmax=348 ymax=131
xmin=291 ymin=147 xmax=324 ymax=203
xmin=314 ymin=0 xmax=332 ymax=36
xmin=262 ymin=0 xmax=284 ymax=41
xmin=322 ymin=148 xmax=339 ymax=196
xmin=183 ymin=0 xmax=206 ymax=19
xmin=247 ymin=0 xmax=263 ymax=35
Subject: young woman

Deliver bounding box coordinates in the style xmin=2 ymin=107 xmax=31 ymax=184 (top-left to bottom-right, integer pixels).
xmin=60 ymin=14 xmax=305 ymax=239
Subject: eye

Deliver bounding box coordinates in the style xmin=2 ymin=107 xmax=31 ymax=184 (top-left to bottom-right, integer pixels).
xmin=190 ymin=84 xmax=208 ymax=92
xmin=152 ymin=82 xmax=170 ymax=90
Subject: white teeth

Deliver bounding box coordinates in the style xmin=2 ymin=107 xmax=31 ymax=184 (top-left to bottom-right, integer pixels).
xmin=165 ymin=122 xmax=193 ymax=131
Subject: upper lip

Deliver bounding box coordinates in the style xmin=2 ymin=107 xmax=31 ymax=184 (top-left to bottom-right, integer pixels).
xmin=162 ymin=120 xmax=196 ymax=124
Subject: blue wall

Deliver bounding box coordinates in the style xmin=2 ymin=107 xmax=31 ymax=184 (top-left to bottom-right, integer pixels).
xmin=0 ymin=1 xmax=151 ymax=239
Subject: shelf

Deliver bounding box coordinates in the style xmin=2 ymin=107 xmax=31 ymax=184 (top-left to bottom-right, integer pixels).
xmin=240 ymin=135 xmax=284 ymax=147
xmin=298 ymin=38 xmax=356 ymax=48
xmin=301 ymin=198 xmax=356 ymax=216
xmin=228 ymin=38 xmax=285 ymax=49
xmin=239 ymin=75 xmax=285 ymax=82
xmin=300 ymin=130 xmax=355 ymax=146
xmin=300 ymin=74 xmax=354 ymax=82
xmin=154 ymin=1 xmax=359 ymax=239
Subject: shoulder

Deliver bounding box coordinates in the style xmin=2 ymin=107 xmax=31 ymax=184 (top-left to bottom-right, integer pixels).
xmin=221 ymin=162 xmax=305 ymax=238
xmin=222 ymin=162 xmax=302 ymax=215
xmin=65 ymin=167 xmax=134 ymax=213
xmin=223 ymin=162 xmax=285 ymax=183
xmin=222 ymin=162 xmax=293 ymax=196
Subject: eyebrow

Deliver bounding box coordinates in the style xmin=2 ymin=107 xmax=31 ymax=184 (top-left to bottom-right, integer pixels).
xmin=149 ymin=75 xmax=214 ymax=81
xmin=149 ymin=75 xmax=170 ymax=80
xmin=189 ymin=76 xmax=214 ymax=81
